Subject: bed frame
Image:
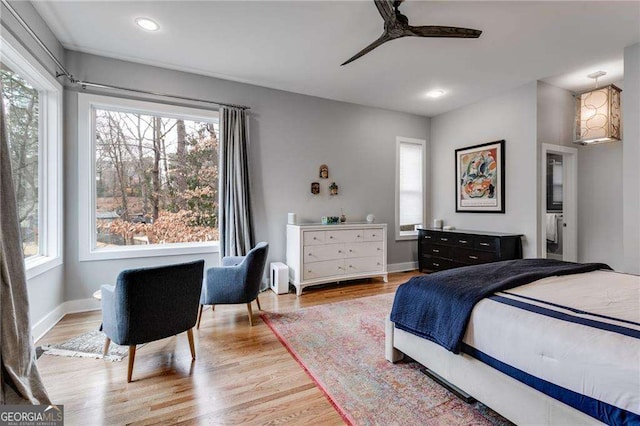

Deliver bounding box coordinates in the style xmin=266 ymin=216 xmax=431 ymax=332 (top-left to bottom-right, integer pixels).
xmin=385 ymin=317 xmax=602 ymax=425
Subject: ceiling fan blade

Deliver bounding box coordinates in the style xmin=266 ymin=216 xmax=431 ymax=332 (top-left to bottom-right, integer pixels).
xmin=374 ymin=0 xmax=394 ymax=22
xmin=341 ymin=32 xmax=394 ymax=66
xmin=409 ymin=25 xmax=482 ymax=38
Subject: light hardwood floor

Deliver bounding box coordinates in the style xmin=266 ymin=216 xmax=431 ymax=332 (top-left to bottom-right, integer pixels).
xmin=36 ymin=271 xmax=420 ymax=425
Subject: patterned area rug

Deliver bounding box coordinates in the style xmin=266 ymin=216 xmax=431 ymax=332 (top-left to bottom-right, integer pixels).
xmin=261 ymin=293 xmax=512 ymax=426
xmin=41 ymin=330 xmax=129 ymax=362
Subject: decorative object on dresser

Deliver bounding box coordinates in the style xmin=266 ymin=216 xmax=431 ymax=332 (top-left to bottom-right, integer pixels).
xmin=287 ymin=223 xmax=388 ymax=296
xmin=418 ymin=228 xmax=522 ymax=272
xmin=455 ymin=140 xmax=505 ymax=213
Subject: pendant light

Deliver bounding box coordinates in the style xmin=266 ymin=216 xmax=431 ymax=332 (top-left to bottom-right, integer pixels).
xmin=574 ymin=71 xmax=622 ymax=145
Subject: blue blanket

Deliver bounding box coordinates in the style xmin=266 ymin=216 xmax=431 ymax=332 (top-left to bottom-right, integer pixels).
xmin=390 ymin=259 xmax=611 ymax=353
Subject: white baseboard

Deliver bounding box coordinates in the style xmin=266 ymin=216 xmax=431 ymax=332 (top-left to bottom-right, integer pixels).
xmin=387 ymin=261 xmax=418 ymax=273
xmin=32 ymin=298 xmax=100 ymax=343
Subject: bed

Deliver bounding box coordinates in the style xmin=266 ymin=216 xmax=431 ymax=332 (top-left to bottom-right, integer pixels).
xmin=385 ymin=259 xmax=640 ymax=425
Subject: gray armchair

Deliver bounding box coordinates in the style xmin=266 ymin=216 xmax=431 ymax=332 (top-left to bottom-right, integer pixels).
xmin=197 ymin=242 xmax=269 ymax=328
xmin=101 ymin=260 xmax=204 ymax=382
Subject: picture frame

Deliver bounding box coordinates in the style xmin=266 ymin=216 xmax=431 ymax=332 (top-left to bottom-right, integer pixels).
xmin=455 ymin=140 xmax=505 ymax=213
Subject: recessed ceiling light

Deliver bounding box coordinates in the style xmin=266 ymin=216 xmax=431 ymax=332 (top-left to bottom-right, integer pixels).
xmin=426 ymin=89 xmax=446 ymax=98
xmin=135 ymin=17 xmax=159 ymax=32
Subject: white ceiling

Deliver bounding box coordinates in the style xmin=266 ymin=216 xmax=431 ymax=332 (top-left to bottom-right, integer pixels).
xmin=33 ymin=1 xmax=640 ymax=117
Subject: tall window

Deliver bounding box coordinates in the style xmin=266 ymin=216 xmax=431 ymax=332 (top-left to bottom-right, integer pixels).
xmin=78 ymin=94 xmax=219 ymax=260
xmin=0 ymin=33 xmax=63 ymax=277
xmin=1 ymin=63 xmax=39 ymax=258
xmin=396 ymin=137 xmax=426 ymax=240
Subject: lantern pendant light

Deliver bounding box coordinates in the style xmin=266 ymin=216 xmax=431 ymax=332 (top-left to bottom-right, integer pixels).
xmin=574 ymin=71 xmax=622 ymax=145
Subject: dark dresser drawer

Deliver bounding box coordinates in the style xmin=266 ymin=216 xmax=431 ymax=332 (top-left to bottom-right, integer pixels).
xmin=422 ymin=256 xmax=455 ymax=271
xmin=475 ymin=237 xmax=497 ymax=251
xmin=455 ymin=248 xmax=497 ymax=265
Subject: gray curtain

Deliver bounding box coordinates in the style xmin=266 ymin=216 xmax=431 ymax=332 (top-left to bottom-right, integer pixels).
xmin=0 ymin=85 xmax=50 ymax=404
xmin=219 ymin=107 xmax=254 ymax=257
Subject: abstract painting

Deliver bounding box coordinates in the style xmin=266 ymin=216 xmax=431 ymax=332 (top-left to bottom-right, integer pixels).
xmin=455 ymin=140 xmax=505 ymax=213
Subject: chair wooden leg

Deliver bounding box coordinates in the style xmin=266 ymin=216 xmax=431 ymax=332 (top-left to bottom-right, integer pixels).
xmin=196 ymin=304 xmax=203 ymax=329
xmin=127 ymin=345 xmax=136 ymax=383
xmin=247 ymin=303 xmax=254 ymax=326
xmin=187 ymin=329 xmax=196 ymax=360
xmin=256 ymin=295 xmax=261 ymax=311
xmin=102 ymin=337 xmax=111 ymax=357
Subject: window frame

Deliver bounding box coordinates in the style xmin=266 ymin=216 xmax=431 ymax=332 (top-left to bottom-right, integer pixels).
xmin=395 ymin=136 xmax=427 ymax=241
xmin=77 ymin=93 xmax=220 ymax=261
xmin=1 ymin=31 xmax=63 ymax=279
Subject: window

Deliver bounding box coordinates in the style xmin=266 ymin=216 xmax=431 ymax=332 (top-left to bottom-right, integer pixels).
xmin=78 ymin=93 xmax=219 ymax=261
xmin=395 ymin=137 xmax=426 ymax=240
xmin=1 ymin=32 xmax=63 ymax=278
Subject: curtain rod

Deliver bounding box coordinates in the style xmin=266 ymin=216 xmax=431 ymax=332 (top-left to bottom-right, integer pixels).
xmin=0 ymin=0 xmax=250 ymax=110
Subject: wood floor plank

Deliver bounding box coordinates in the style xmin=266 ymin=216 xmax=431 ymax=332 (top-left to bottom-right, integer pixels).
xmin=37 ymin=272 xmax=419 ymax=425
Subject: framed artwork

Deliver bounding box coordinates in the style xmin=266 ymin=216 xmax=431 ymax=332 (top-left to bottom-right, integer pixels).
xmin=455 ymin=140 xmax=505 ymax=213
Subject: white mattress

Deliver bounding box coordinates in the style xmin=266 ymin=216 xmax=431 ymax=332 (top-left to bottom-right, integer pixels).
xmin=462 ymin=270 xmax=640 ymax=418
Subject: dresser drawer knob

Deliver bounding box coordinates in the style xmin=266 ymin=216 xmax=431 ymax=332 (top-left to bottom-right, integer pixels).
xmin=425 ymin=236 xmax=431 ymax=239
xmin=372 ymin=234 xmax=376 ymax=237
xmin=338 ymin=250 xmax=342 ymax=253
xmin=377 ymin=248 xmax=381 ymax=251
xmin=338 ymin=266 xmax=344 ymax=270
xmin=433 ymin=262 xmax=440 ymax=267
xmin=459 ymin=240 xmax=468 ymax=244
xmin=357 ymin=235 xmax=361 ymax=238
xmin=349 ymin=265 xmax=353 ymax=268
xmin=313 ymin=237 xmax=317 ymax=240
xmin=432 ymin=249 xmax=440 ymax=253
xmin=349 ymin=249 xmax=353 ymax=252
xmin=479 ymin=242 xmax=490 ymax=246
xmin=308 ymin=253 xmax=312 ymax=256
xmin=377 ymin=262 xmax=381 ymax=266
xmin=469 ymin=255 xmax=479 ymax=260
xmin=329 ymin=236 xmax=334 ymax=239
xmin=307 ymin=270 xmax=312 ymax=273
xmin=440 ymin=238 xmax=448 ymax=242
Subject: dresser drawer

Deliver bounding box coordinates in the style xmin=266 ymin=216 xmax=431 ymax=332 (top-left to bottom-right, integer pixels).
xmin=344 ymin=241 xmax=383 ymax=258
xmin=422 ymin=256 xmax=454 ymax=271
xmin=424 ymin=244 xmax=450 ymax=258
xmin=364 ymin=228 xmax=383 ymax=242
xmin=304 ymin=244 xmax=345 ymax=262
xmin=345 ymin=256 xmax=384 ymax=274
xmin=475 ymin=237 xmax=498 ymax=251
xmin=456 ymin=248 xmax=497 ymax=264
xmin=326 ymin=229 xmax=363 ymax=243
xmin=303 ymin=231 xmax=325 ymax=246
xmin=303 ymin=259 xmax=345 ymax=280
xmin=451 ymin=235 xmax=474 ymax=248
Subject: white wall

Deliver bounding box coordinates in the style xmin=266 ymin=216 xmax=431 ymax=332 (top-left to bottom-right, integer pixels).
xmin=63 ymin=51 xmax=430 ymax=300
xmin=623 ymin=42 xmax=640 ymax=274
xmin=430 ymin=82 xmax=538 ymax=257
xmin=0 ymin=1 xmax=66 ymax=327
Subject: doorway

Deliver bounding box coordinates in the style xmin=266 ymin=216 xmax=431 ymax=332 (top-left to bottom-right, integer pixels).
xmin=540 ymin=144 xmax=578 ymax=262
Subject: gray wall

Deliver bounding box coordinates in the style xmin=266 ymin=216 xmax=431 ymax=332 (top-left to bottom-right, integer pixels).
xmin=63 ymin=51 xmax=429 ymax=300
xmin=1 ymin=1 xmax=66 ymax=326
xmin=429 ymin=82 xmax=539 ymax=257
xmin=623 ymin=42 xmax=640 ymax=274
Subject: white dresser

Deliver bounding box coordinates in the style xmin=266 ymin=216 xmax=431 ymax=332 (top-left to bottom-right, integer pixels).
xmin=286 ymin=223 xmax=388 ymax=295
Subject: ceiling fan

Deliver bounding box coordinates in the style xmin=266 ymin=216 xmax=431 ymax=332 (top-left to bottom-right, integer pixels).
xmin=341 ymin=0 xmax=482 ymax=66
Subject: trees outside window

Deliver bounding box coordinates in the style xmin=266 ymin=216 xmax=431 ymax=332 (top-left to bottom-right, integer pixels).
xmin=93 ymin=108 xmax=219 ymax=248
xmin=1 ymin=62 xmax=40 ymax=259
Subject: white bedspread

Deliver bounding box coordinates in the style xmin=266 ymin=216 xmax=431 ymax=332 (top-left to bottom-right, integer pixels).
xmin=462 ymin=270 xmax=640 ymax=417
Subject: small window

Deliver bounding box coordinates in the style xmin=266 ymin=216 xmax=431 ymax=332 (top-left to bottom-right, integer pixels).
xmin=395 ymin=137 xmax=426 ymax=240
xmin=78 ymin=94 xmax=220 ymax=261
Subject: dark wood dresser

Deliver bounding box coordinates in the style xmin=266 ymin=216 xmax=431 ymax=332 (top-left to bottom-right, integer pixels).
xmin=418 ymin=228 xmax=523 ymax=272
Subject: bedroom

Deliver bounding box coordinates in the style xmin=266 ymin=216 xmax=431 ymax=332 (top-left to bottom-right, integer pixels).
xmin=0 ymin=0 xmax=638 ymax=424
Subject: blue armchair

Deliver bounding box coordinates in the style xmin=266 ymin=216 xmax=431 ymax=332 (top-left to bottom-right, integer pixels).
xmin=197 ymin=242 xmax=269 ymax=328
xmin=101 ymin=260 xmax=204 ymax=382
